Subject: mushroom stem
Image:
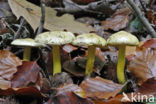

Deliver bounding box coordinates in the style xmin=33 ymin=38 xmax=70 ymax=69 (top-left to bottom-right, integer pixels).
xmin=52 ymin=45 xmax=61 ymax=75
xmin=23 ymin=46 xmax=31 ymax=61
xmin=117 ymin=46 xmax=126 ymax=84
xmin=86 ymin=46 xmax=96 ymax=76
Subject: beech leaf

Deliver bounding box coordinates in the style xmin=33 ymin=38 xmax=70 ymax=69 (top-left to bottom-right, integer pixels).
xmin=8 ymin=0 xmax=94 ymax=34
xmin=102 ymin=8 xmax=131 ymax=31
xmin=127 ymin=39 xmax=156 ymax=85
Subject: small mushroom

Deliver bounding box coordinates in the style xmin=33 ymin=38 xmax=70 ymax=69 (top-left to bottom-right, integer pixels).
xmin=107 ymin=31 xmax=139 ymax=84
xmin=35 ymin=31 xmax=75 ymax=75
xmin=72 ymin=33 xmax=106 ymax=76
xmin=11 ymin=38 xmax=45 ymax=61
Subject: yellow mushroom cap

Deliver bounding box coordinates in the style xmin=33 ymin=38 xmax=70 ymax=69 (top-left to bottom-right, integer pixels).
xmin=11 ymin=38 xmax=45 ymax=47
xmin=72 ymin=33 xmax=106 ymax=47
xmin=107 ymin=31 xmax=139 ymax=46
xmin=35 ymin=31 xmax=75 ymax=45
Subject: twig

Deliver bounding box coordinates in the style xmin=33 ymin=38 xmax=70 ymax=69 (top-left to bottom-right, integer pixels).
xmin=126 ymin=0 xmax=156 ymax=38
xmin=36 ymin=0 xmax=52 ymax=82
xmin=14 ymin=18 xmax=25 ymax=39
xmin=3 ymin=19 xmax=15 ymax=34
xmin=139 ymin=0 xmax=147 ymax=13
xmin=54 ymin=0 xmax=115 ymax=14
xmin=37 ymin=0 xmax=45 ymax=35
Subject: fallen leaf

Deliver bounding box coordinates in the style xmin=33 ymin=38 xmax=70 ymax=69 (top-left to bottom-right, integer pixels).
xmin=136 ymin=77 xmax=156 ymax=97
xmin=147 ymin=10 xmax=156 ymax=27
xmin=125 ymin=46 xmax=137 ymax=56
xmin=142 ymin=38 xmax=156 ymax=49
xmin=0 ymin=0 xmax=12 ymax=17
xmin=62 ymin=44 xmax=78 ymax=53
xmin=63 ymin=60 xmax=85 ymax=77
xmin=45 ymin=84 xmax=93 ymax=104
xmin=80 ymin=77 xmax=124 ymax=100
xmin=57 ymin=84 xmax=86 ymax=98
xmin=0 ymin=57 xmax=44 ymax=97
xmin=0 ymin=86 xmax=43 ymax=97
xmin=8 ymin=0 xmax=94 ymax=34
xmin=51 ymin=72 xmax=73 ymax=88
xmin=0 ymin=50 xmax=22 ymax=89
xmin=102 ymin=8 xmax=131 ymax=31
xmin=127 ymin=39 xmax=156 ymax=84
xmin=11 ymin=61 xmax=41 ymax=88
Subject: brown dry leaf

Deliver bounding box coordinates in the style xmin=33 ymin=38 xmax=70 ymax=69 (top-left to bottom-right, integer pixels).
xmin=0 ymin=86 xmax=43 ymax=97
xmin=92 ymin=77 xmax=156 ymax=104
xmin=63 ymin=60 xmax=85 ymax=77
xmin=0 ymin=62 xmax=44 ymax=97
xmin=104 ymin=78 xmax=156 ymax=104
xmin=57 ymin=84 xmax=86 ymax=98
xmin=93 ymin=94 xmax=130 ymax=104
xmin=142 ymin=38 xmax=156 ymax=49
xmin=127 ymin=39 xmax=156 ymax=85
xmin=125 ymin=46 xmax=137 ymax=56
xmin=11 ymin=61 xmax=41 ymax=88
xmin=0 ymin=50 xmax=22 ymax=89
xmin=51 ymin=72 xmax=73 ymax=88
xmin=102 ymin=8 xmax=131 ymax=31
xmin=80 ymin=77 xmax=124 ymax=100
xmin=8 ymin=0 xmax=94 ymax=34
xmin=134 ymin=77 xmax=156 ymax=97
xmin=46 ymin=84 xmax=93 ymax=104
xmin=62 ymin=44 xmax=78 ymax=53
xmin=147 ymin=10 xmax=156 ymax=26
xmin=95 ymin=48 xmax=106 ymax=62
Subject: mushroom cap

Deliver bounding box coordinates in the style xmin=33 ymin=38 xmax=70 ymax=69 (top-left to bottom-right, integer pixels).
xmin=35 ymin=31 xmax=75 ymax=45
xmin=11 ymin=38 xmax=45 ymax=47
xmin=72 ymin=33 xmax=106 ymax=46
xmin=107 ymin=31 xmax=139 ymax=46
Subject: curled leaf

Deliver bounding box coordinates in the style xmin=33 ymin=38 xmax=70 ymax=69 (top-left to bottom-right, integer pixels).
xmin=127 ymin=39 xmax=156 ymax=84
xmin=102 ymin=8 xmax=131 ymax=31
xmin=80 ymin=77 xmax=124 ymax=100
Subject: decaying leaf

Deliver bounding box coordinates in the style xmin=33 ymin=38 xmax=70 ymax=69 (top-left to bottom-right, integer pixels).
xmin=125 ymin=46 xmax=137 ymax=56
xmin=8 ymin=0 xmax=94 ymax=34
xmin=80 ymin=77 xmax=124 ymax=100
xmin=102 ymin=8 xmax=131 ymax=31
xmin=0 ymin=86 xmax=43 ymax=97
xmin=0 ymin=50 xmax=22 ymax=89
xmin=51 ymin=72 xmax=73 ymax=88
xmin=63 ymin=60 xmax=85 ymax=77
xmin=45 ymin=84 xmax=93 ymax=104
xmin=147 ymin=10 xmax=156 ymax=27
xmin=11 ymin=61 xmax=41 ymax=88
xmin=142 ymin=38 xmax=156 ymax=49
xmin=127 ymin=39 xmax=156 ymax=84
xmin=62 ymin=44 xmax=78 ymax=53
xmin=0 ymin=52 xmax=43 ymax=97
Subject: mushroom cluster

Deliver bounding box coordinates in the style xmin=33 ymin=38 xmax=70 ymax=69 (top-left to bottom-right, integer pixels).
xmin=11 ymin=30 xmax=139 ymax=84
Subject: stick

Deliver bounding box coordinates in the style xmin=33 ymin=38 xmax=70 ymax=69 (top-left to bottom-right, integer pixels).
xmin=54 ymin=0 xmax=115 ymax=14
xmin=14 ymin=18 xmax=25 ymax=39
xmin=37 ymin=0 xmax=45 ymax=35
xmin=126 ymin=0 xmax=156 ymax=38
